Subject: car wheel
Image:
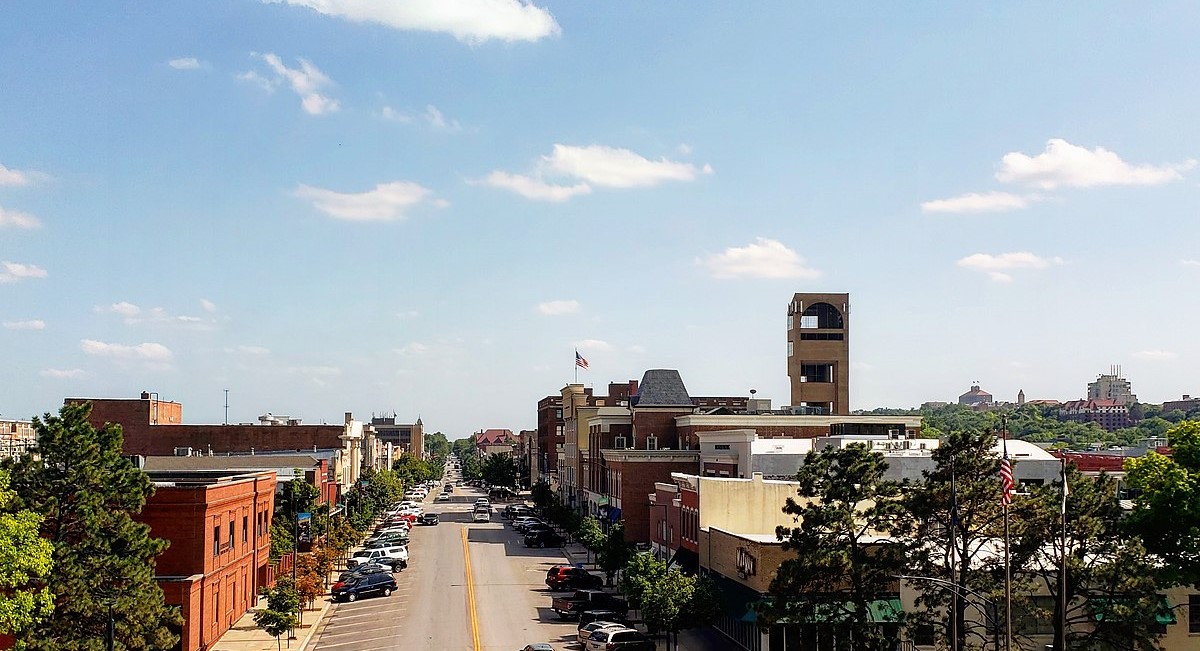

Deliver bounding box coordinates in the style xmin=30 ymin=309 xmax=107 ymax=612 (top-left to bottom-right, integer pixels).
xmin=383 ymin=587 xmax=392 ymax=597
xmin=347 ymin=593 xmax=357 ymax=602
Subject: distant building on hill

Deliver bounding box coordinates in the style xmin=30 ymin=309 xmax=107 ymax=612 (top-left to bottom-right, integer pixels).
xmin=958 ymin=384 xmax=993 ymax=406
xmin=1060 ymin=398 xmax=1133 ymax=431
xmin=1162 ymin=394 xmax=1200 ymax=413
xmin=1087 ymin=366 xmax=1136 ymax=405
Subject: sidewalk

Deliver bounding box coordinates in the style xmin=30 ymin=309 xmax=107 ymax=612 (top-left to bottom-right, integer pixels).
xmin=559 ymin=542 xmax=738 ymax=651
xmin=211 ymin=562 xmax=343 ymax=651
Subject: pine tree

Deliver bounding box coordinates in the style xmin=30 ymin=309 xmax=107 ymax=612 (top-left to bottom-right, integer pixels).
xmin=5 ymin=402 xmax=180 ymax=650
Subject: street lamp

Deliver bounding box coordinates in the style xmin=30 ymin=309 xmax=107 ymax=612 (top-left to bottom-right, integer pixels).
xmin=895 ymin=574 xmax=1003 ymax=651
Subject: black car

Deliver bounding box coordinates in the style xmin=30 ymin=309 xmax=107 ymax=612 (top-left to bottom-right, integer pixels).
xmin=332 ymin=571 xmax=397 ymax=602
xmin=337 ymin=563 xmax=390 ymax=582
xmin=419 ymin=513 xmax=440 ymax=525
xmin=522 ymin=523 xmax=554 ymax=537
xmin=524 ymin=529 xmax=565 ymax=548
xmin=375 ymin=556 xmax=408 ymax=571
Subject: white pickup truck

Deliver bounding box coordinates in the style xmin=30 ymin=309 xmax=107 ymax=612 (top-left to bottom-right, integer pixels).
xmin=349 ymin=545 xmax=409 ymax=570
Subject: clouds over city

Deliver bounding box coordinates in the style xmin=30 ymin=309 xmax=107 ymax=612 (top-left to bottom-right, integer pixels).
xmin=956 ymin=251 xmax=1064 ymax=283
xmin=923 ymin=138 xmax=1195 ymax=214
xmin=40 ymin=368 xmax=85 ymax=379
xmin=3 ymin=319 xmax=45 ymax=330
xmin=485 ymin=144 xmax=712 ymax=202
xmin=240 ymin=53 xmax=339 ymax=115
xmin=295 ymin=180 xmax=446 ymax=221
xmin=80 ymin=339 xmax=174 ymax=363
xmin=379 ymin=104 xmax=465 ymax=133
xmin=95 ymin=301 xmax=216 ymax=329
xmin=0 ymin=262 xmax=47 ymax=284
xmin=698 ymin=238 xmax=821 ymax=280
xmin=0 ymin=206 xmax=41 ymax=229
xmin=168 ymin=57 xmax=203 ymax=70
xmin=537 ymin=300 xmax=580 ymax=316
xmin=263 ymin=0 xmax=561 ymax=43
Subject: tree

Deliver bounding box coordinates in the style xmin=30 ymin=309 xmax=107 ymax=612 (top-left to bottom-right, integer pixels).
xmin=270 ymin=518 xmax=294 ymax=560
xmin=5 ymin=402 xmax=181 ymax=650
xmin=762 ymin=444 xmax=910 ymax=651
xmin=621 ymin=553 xmax=667 ymax=612
xmin=424 ymin=431 xmax=450 ymax=457
xmin=575 ymin=517 xmax=606 ymax=563
xmin=294 ymin=554 xmax=323 ymax=621
xmin=641 ymin=569 xmax=721 ymax=651
xmin=255 ymin=578 xmax=300 ymax=651
xmin=905 ymin=428 xmax=1014 ymax=651
xmin=1021 ymin=468 xmax=1166 ymax=651
xmin=0 ymin=469 xmax=54 ymax=639
xmin=596 ymin=522 xmax=632 ymax=586
xmin=481 ymin=453 xmax=517 ymax=489
xmin=1124 ymin=419 xmax=1200 ymax=586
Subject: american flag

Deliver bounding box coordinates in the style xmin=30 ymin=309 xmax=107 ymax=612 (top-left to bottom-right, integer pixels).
xmin=1000 ymin=455 xmax=1014 ymax=506
xmin=575 ymin=350 xmax=589 ymax=370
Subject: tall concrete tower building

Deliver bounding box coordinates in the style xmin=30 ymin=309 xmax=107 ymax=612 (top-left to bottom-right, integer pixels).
xmin=786 ymin=293 xmax=850 ymax=415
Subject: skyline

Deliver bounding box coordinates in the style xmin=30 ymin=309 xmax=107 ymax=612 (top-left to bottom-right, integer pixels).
xmin=2 ymin=2 xmax=1198 ymax=436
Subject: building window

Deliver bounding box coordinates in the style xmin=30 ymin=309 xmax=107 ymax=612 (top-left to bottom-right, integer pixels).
xmin=614 ymin=436 xmax=627 ymax=449
xmin=646 ymin=436 xmax=658 ymax=451
xmin=229 ymin=519 xmax=235 ymax=549
xmin=787 ymin=340 xmax=793 ymax=357
xmin=787 ymin=315 xmax=793 ymax=330
xmin=1190 ymin=594 xmax=1200 ymax=633
xmin=213 ymin=525 xmax=220 ymax=556
xmin=243 ymin=516 xmax=248 ymax=544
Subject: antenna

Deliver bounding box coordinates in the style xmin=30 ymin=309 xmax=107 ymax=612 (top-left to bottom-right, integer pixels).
xmin=224 ymin=389 xmax=229 ymax=425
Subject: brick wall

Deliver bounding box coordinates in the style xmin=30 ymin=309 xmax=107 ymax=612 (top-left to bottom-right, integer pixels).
xmin=609 ymin=458 xmax=701 ymax=542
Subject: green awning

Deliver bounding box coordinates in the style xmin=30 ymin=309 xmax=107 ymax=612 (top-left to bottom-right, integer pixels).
xmin=1090 ymin=596 xmax=1175 ymax=625
xmin=754 ymin=597 xmax=903 ymax=624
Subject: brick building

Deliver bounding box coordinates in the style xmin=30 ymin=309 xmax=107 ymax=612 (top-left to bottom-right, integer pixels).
xmin=535 ymin=395 xmax=564 ymax=482
xmin=137 ymin=470 xmax=276 ymax=651
xmin=368 ymin=415 xmax=423 ymax=458
xmin=1060 ymin=398 xmax=1133 ymax=431
xmin=142 ymin=453 xmax=338 ymax=508
xmin=786 ymin=293 xmax=851 ymax=415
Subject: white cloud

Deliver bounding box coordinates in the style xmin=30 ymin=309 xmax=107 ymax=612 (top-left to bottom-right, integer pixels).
xmin=3 ymin=319 xmax=44 ymax=330
xmin=575 ymin=339 xmax=612 ymax=351
xmin=168 ymin=57 xmax=202 ymax=70
xmin=1132 ymin=349 xmax=1177 ymax=361
xmin=996 ymin=139 xmax=1196 ymax=190
xmin=0 ymin=164 xmax=34 ymax=186
xmin=486 ymin=144 xmax=711 ymax=201
xmin=96 ymin=301 xmax=214 ymax=329
xmin=395 ymin=342 xmax=430 ymax=356
xmin=244 ymin=53 xmax=339 ymax=115
xmin=380 ymin=106 xmax=413 ymax=123
xmin=921 ymin=191 xmax=1031 ymax=214
xmin=699 ymin=238 xmax=822 ymax=280
xmin=0 ymin=206 xmax=41 ymax=229
xmin=424 ymin=104 xmax=462 ymax=132
xmin=0 ymin=261 xmax=47 ymax=283
xmin=396 ymin=310 xmax=420 ymax=320
xmin=1181 ymin=259 xmax=1200 ymax=267
xmin=40 ymin=368 xmax=85 ymax=379
xmin=482 ymin=171 xmax=591 ymax=202
xmin=100 ymin=301 xmax=142 ymax=317
xmin=296 ymin=180 xmax=441 ymax=221
xmin=200 ymin=298 xmax=217 ymax=312
xmin=677 ymin=144 xmax=693 ymax=155
xmin=537 ymin=300 xmax=580 ymax=315
xmin=956 ymin=252 xmax=1063 ymax=282
xmin=540 ymin=144 xmax=712 ymax=189
xmin=80 ymin=339 xmax=174 ymax=362
xmin=238 ymin=345 xmax=271 ymax=355
xmin=263 ymin=0 xmax=561 ymax=43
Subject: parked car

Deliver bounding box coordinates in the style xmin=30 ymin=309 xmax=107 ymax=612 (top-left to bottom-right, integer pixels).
xmin=419 ymin=513 xmax=439 ymax=525
xmin=551 ymin=589 xmax=626 ymax=619
xmin=473 ymin=510 xmax=490 ymax=523
xmin=374 ymin=556 xmax=407 ymax=572
xmin=546 ymin=568 xmax=604 ymax=592
xmin=337 ymin=563 xmax=390 ymax=582
xmin=331 ymin=572 xmax=397 ymax=603
xmin=517 ymin=645 xmax=555 ymax=651
xmin=349 ymin=545 xmax=408 ymax=569
xmin=511 ymin=516 xmax=541 ymax=530
xmin=577 ymin=620 xmax=627 ymax=646
xmin=584 ymin=628 xmax=652 ymax=651
xmin=437 ymin=493 xmax=451 ymax=502
xmin=578 ymin=609 xmax=629 ymax=628
xmin=524 ymin=529 xmax=565 ymax=548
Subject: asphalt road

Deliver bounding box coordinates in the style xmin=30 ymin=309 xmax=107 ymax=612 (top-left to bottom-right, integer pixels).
xmin=309 ymin=486 xmax=580 ymax=651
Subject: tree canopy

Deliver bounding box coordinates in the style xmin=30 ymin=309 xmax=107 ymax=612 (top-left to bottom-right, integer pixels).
xmin=5 ymin=402 xmax=181 ymax=650
xmin=1124 ymin=419 xmax=1200 ymax=586
xmin=0 ymin=468 xmax=54 ymax=638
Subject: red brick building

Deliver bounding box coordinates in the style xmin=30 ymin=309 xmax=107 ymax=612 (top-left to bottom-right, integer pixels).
xmin=143 ymin=454 xmax=338 ymax=508
xmin=138 ymin=470 xmax=276 ymax=651
xmin=598 ymin=450 xmax=700 ymax=542
xmin=66 ymin=393 xmax=346 ymax=457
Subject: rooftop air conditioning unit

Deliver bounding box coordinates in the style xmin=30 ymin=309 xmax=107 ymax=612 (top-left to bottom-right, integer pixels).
xmin=173 ymin=447 xmax=192 ymax=457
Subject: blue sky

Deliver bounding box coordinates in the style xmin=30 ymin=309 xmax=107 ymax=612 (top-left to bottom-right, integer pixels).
xmin=2 ymin=2 xmax=1198 ymax=437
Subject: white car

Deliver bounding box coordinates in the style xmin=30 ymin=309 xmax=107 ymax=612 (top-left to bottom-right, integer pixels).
xmin=472 ymin=510 xmax=490 ymax=523
xmin=349 ymin=545 xmax=409 ymax=570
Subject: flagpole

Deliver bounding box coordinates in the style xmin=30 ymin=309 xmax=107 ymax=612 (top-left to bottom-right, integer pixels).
xmin=1002 ymin=418 xmax=1012 ymax=651
xmin=949 ymin=459 xmax=959 ymax=651
xmin=574 ymin=350 xmax=578 ymax=384
xmin=1056 ymin=457 xmax=1069 ymax=651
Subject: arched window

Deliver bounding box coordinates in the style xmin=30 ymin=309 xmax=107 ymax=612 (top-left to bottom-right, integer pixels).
xmin=799 ymin=302 xmax=844 ymax=329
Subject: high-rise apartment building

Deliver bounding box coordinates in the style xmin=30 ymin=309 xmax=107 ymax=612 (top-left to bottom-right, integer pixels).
xmin=786 ymin=293 xmax=850 ymax=415
xmin=1087 ymin=367 xmax=1136 ymax=405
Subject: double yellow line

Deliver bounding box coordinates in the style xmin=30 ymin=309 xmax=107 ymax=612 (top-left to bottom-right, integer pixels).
xmin=461 ymin=526 xmax=481 ymax=651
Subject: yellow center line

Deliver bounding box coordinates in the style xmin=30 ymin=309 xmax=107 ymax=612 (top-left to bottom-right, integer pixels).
xmin=461 ymin=525 xmax=482 ymax=651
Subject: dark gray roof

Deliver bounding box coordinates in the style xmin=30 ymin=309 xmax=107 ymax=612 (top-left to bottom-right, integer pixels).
xmin=142 ymin=454 xmax=323 ymax=471
xmin=635 ymin=369 xmax=692 ymax=407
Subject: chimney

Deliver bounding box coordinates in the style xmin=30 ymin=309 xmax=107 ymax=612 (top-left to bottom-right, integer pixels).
xmin=140 ymin=391 xmax=151 ymax=400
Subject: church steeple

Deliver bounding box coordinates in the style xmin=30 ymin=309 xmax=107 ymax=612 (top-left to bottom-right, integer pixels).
xmin=1017 ymin=389 xmax=1026 ymax=405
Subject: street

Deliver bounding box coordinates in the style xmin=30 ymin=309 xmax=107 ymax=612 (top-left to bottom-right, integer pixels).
xmin=309 ymin=486 xmax=579 ymax=651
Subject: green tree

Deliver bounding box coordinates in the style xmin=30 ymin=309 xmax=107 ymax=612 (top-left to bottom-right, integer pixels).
xmin=762 ymin=444 xmax=910 ymax=651
xmin=0 ymin=469 xmax=54 ymax=638
xmin=255 ymin=578 xmax=299 ymax=651
xmin=905 ymin=429 xmax=1013 ymax=651
xmin=460 ymin=452 xmax=483 ymax=481
xmin=481 ymin=453 xmax=517 ymax=488
xmin=575 ymin=517 xmax=606 ymax=562
xmin=5 ymin=402 xmax=181 ymax=650
xmin=1124 ymin=420 xmax=1200 ymax=586
xmin=424 ymin=431 xmax=450 ymax=457
xmin=277 ymin=476 xmax=319 ymax=522
xmin=596 ymin=522 xmax=632 ymax=585
xmin=269 ymin=518 xmax=294 ymax=560
xmin=641 ymin=569 xmax=721 ymax=650
xmin=621 ymin=553 xmax=667 ymax=611
xmin=1021 ymin=469 xmax=1165 ymax=651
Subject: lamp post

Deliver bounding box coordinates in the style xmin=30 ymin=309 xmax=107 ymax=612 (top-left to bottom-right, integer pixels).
xmin=895 ymin=574 xmax=1002 ymax=651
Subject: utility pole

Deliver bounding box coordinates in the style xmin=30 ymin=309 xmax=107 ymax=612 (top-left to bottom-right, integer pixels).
xmin=224 ymin=388 xmax=229 ymax=425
